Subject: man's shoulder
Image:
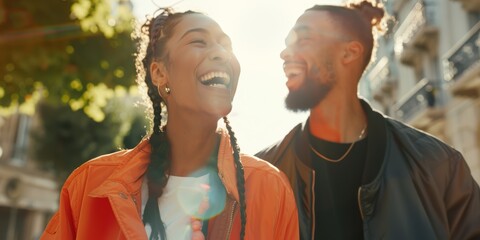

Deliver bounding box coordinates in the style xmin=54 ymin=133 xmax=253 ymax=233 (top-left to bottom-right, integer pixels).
xmin=386 ymin=118 xmax=461 ymax=161
xmin=387 ymin=118 xmax=448 ymax=147
xmin=255 ymin=123 xmax=303 ymax=163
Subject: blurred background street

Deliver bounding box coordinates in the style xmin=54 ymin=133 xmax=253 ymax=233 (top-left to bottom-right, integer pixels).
xmin=0 ymin=0 xmax=479 ymax=239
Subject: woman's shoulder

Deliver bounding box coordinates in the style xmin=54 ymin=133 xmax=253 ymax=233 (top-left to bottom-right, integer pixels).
xmin=240 ymin=154 xmax=296 ymax=209
xmin=240 ymin=154 xmax=290 ymax=186
xmin=63 ymin=140 xmax=151 ymax=188
xmin=240 ymin=154 xmax=279 ymax=172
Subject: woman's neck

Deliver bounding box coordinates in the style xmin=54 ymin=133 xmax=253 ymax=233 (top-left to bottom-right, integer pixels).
xmin=165 ymin=113 xmax=219 ymax=177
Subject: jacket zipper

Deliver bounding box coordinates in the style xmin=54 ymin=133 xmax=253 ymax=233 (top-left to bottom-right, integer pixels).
xmin=131 ymin=195 xmax=139 ymax=214
xmin=216 ymin=172 xmax=238 ymax=240
xmin=225 ymin=201 xmax=237 ymax=240
xmin=357 ymin=187 xmax=365 ymax=220
xmin=311 ymin=169 xmax=315 ymax=240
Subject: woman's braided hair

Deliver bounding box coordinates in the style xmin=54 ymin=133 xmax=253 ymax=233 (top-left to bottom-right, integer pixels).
xmin=135 ymin=8 xmax=246 ymax=240
xmin=223 ymin=116 xmax=247 ymax=239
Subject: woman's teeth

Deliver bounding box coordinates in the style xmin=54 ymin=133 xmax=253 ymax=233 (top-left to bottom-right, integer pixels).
xmin=199 ymin=71 xmax=231 ymax=88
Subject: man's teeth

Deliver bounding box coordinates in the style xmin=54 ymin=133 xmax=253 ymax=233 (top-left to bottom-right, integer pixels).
xmin=285 ymin=69 xmax=303 ymax=78
xmin=199 ymin=72 xmax=231 ymax=85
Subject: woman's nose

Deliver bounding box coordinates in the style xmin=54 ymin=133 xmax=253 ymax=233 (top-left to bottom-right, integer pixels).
xmin=209 ymin=44 xmax=231 ymax=62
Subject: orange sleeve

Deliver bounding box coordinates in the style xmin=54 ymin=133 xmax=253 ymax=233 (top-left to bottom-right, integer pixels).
xmin=40 ymin=186 xmax=76 ymax=240
xmin=274 ymin=171 xmax=300 ymax=240
xmin=244 ymin=168 xmax=299 ymax=240
xmin=40 ymin=167 xmax=89 ymax=240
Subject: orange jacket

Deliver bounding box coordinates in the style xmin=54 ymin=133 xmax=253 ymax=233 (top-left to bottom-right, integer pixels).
xmin=41 ymin=128 xmax=299 ymax=240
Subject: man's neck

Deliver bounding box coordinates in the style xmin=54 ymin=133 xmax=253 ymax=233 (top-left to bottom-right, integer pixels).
xmin=309 ymin=96 xmax=367 ymax=143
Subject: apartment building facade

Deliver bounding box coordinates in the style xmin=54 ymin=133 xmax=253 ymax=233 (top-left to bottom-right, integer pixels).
xmin=360 ymin=0 xmax=480 ymax=183
xmin=0 ymin=113 xmax=58 ymax=240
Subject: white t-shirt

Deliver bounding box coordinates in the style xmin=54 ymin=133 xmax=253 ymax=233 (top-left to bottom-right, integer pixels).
xmin=142 ymin=174 xmax=210 ymax=240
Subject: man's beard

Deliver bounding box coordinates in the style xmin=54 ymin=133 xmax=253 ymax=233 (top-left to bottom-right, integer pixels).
xmin=285 ymin=65 xmax=334 ymax=112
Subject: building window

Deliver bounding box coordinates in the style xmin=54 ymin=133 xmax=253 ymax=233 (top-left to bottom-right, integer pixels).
xmin=0 ymin=114 xmax=31 ymax=166
xmin=468 ymin=12 xmax=480 ymax=27
xmin=11 ymin=114 xmax=31 ymax=166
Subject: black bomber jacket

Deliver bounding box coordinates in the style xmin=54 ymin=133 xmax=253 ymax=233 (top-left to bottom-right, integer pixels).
xmin=256 ymin=100 xmax=480 ymax=240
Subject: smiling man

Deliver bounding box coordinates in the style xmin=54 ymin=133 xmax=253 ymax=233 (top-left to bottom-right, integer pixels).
xmin=256 ymin=1 xmax=480 ymax=239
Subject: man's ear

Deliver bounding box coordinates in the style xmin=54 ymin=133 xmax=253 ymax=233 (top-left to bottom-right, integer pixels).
xmin=342 ymin=41 xmax=364 ymax=65
xmin=150 ymin=61 xmax=168 ymax=87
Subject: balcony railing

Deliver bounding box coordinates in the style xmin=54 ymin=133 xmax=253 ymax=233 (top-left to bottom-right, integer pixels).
xmin=394 ymin=2 xmax=438 ymax=64
xmin=391 ymin=0 xmax=409 ymax=13
xmin=393 ymin=79 xmax=437 ymax=122
xmin=443 ymin=21 xmax=480 ymax=82
xmin=368 ymin=57 xmax=390 ymax=90
xmin=452 ymin=0 xmax=480 ymax=12
xmin=368 ymin=57 xmax=396 ymax=103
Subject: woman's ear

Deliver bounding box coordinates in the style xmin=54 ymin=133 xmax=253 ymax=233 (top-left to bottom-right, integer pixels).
xmin=150 ymin=61 xmax=169 ymax=87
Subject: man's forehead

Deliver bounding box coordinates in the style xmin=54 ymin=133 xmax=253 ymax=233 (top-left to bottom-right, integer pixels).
xmin=295 ymin=11 xmax=335 ymax=30
xmin=285 ymin=23 xmax=350 ymax=44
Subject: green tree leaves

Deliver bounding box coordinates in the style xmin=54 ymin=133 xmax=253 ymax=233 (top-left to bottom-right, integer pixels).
xmin=31 ymin=97 xmax=148 ymax=179
xmin=0 ymin=0 xmax=149 ymax=177
xmin=0 ymin=0 xmax=137 ymax=120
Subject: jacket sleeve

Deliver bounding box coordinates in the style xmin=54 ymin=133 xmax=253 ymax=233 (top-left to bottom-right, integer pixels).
xmin=445 ymin=151 xmax=480 ymax=239
xmin=40 ymin=186 xmax=76 ymax=239
xmin=273 ymin=171 xmax=300 ymax=240
xmin=40 ymin=168 xmax=88 ymax=240
xmin=255 ymin=144 xmax=279 ymax=164
xmin=244 ymin=168 xmax=299 ymax=240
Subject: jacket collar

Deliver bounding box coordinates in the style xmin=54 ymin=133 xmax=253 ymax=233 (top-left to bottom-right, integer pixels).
xmin=89 ymin=140 xmax=151 ymax=197
xmin=360 ymin=99 xmax=387 ymax=185
xmin=216 ymin=128 xmax=240 ymax=202
xmin=89 ymin=127 xmax=239 ymax=202
xmin=86 ymin=128 xmax=240 ymax=240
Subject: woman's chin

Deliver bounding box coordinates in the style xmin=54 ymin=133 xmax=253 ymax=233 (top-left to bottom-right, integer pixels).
xmin=206 ymin=103 xmax=233 ymax=119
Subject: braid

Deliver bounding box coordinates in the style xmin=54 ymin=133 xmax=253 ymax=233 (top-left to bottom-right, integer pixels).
xmin=143 ymin=70 xmax=170 ymax=240
xmin=136 ymin=8 xmax=246 ymax=240
xmin=223 ymin=117 xmax=246 ymax=240
xmin=142 ymin=20 xmax=170 ymax=237
xmin=136 ymin=8 xmax=196 ymax=240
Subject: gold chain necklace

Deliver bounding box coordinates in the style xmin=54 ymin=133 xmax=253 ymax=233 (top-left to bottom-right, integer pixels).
xmin=309 ymin=125 xmax=367 ymax=163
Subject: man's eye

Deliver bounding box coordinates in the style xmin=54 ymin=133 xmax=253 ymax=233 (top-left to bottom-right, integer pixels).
xmin=295 ymin=37 xmax=311 ymax=46
xmin=190 ymin=39 xmax=206 ymax=45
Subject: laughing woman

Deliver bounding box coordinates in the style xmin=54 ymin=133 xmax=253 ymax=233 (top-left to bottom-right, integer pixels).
xmin=40 ymin=8 xmax=299 ymax=240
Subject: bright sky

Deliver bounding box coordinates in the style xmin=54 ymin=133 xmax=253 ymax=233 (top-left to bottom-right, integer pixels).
xmin=132 ymin=0 xmax=342 ymax=154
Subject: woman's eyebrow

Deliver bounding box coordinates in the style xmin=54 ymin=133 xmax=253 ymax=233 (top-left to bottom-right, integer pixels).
xmin=180 ymin=28 xmax=209 ymax=40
